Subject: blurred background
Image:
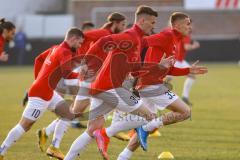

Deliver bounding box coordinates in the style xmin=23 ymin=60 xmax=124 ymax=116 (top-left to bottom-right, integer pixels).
xmin=0 ymin=0 xmax=240 ymax=64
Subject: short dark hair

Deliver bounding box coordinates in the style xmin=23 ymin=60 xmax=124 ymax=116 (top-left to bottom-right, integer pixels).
xmin=135 ymin=5 xmax=158 ymax=17
xmin=0 ymin=18 xmax=15 ymax=34
xmin=170 ymin=12 xmax=189 ymax=24
xmin=66 ymin=27 xmax=84 ymax=39
xmin=81 ymin=21 xmax=95 ymax=30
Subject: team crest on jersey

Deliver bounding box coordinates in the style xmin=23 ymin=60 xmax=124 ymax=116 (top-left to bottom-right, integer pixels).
xmin=119 ymin=40 xmax=133 ymax=51
xmin=103 ymin=41 xmax=117 ymax=52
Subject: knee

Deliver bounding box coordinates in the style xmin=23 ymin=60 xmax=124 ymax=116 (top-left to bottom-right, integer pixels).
xmin=182 ymin=108 xmax=191 ymax=120
xmin=145 ymin=113 xmax=157 ymax=121
xmin=19 ymin=121 xmax=34 ymax=132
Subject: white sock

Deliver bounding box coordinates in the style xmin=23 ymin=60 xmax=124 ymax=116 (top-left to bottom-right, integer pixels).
xmin=52 ymin=120 xmax=70 ymax=148
xmin=45 ymin=119 xmax=59 ymax=136
xmin=0 ymin=124 xmax=25 ymax=155
xmin=142 ymin=117 xmax=163 ymax=132
xmin=106 ymin=114 xmax=147 ymax=137
xmin=182 ymin=78 xmax=195 ymax=98
xmin=64 ymin=131 xmax=93 ymax=160
xmin=117 ymin=148 xmax=133 ymax=160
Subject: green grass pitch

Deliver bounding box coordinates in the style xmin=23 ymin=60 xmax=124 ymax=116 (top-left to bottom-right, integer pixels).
xmin=0 ymin=63 xmax=239 ymax=160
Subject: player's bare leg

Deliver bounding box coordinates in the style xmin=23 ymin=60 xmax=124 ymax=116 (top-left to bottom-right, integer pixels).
xmin=64 ymin=116 xmax=105 ymax=160
xmin=71 ymin=99 xmax=90 ymax=115
xmin=45 ymin=100 xmax=82 ymax=160
xmin=117 ymin=132 xmax=139 ymax=160
xmin=37 ymin=119 xmax=60 ymax=152
xmin=93 ymin=103 xmax=157 ymax=159
xmin=0 ymin=117 xmax=35 ymax=158
xmin=120 ymin=98 xmax=190 ymax=155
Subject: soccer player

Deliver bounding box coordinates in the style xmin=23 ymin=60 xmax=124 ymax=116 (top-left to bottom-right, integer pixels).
xmin=64 ymin=5 xmax=161 ymax=160
xmin=88 ymin=12 xmax=207 ymax=160
xmin=115 ymin=12 xmax=207 ymax=160
xmin=81 ymin=21 xmax=95 ymax=32
xmin=36 ymin=12 xmax=127 ymax=159
xmin=67 ymin=12 xmax=126 ymax=115
xmin=175 ymin=34 xmax=200 ymax=105
xmin=0 ymin=27 xmax=84 ymax=160
xmin=0 ymin=18 xmax=15 ymax=62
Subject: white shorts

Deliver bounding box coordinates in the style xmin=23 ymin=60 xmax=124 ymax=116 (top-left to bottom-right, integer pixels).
xmin=111 ymin=85 xmax=178 ymax=124
xmin=75 ymin=80 xmax=91 ymax=101
xmin=89 ymin=88 xmax=142 ymax=120
xmin=174 ymin=60 xmax=190 ymax=68
xmin=22 ymin=91 xmax=64 ymax=121
xmin=140 ymin=85 xmax=179 ymax=111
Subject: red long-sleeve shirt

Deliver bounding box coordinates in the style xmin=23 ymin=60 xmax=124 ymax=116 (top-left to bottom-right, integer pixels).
xmin=176 ymin=35 xmax=191 ymax=62
xmin=34 ymin=46 xmax=57 ymax=79
xmin=29 ymin=42 xmax=79 ymax=101
xmin=137 ymin=28 xmax=190 ymax=88
xmin=77 ymin=28 xmax=112 ymax=56
xmin=89 ymin=25 xmax=145 ymax=94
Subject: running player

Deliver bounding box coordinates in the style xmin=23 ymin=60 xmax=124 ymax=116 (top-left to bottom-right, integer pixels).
xmin=0 ymin=18 xmax=15 ymax=62
xmin=37 ymin=12 xmax=127 ymax=159
xmin=64 ymin=5 xmax=161 ymax=160
xmin=0 ymin=27 xmax=84 ymax=160
xmin=90 ymin=12 xmax=207 ymax=160
xmin=115 ymin=12 xmax=207 ymax=160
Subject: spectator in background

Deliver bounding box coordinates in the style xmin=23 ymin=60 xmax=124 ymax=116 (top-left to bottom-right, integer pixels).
xmin=14 ymin=27 xmax=27 ymax=65
xmin=0 ymin=18 xmax=15 ymax=62
xmin=81 ymin=21 xmax=95 ymax=32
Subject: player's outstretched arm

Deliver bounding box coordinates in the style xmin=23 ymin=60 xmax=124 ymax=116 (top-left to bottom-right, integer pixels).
xmin=189 ymin=60 xmax=208 ymax=75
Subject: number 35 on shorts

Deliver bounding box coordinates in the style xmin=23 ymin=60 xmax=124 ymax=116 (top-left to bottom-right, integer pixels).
xmin=164 ymin=90 xmax=176 ymax=99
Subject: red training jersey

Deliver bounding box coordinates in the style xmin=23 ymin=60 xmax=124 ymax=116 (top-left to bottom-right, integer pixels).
xmin=77 ymin=28 xmax=112 ymax=56
xmin=137 ymin=28 xmax=190 ymax=88
xmin=28 ymin=42 xmax=79 ymax=101
xmin=89 ymin=25 xmax=145 ymax=94
xmin=34 ymin=45 xmax=57 ymax=79
xmin=175 ymin=35 xmax=191 ymax=62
